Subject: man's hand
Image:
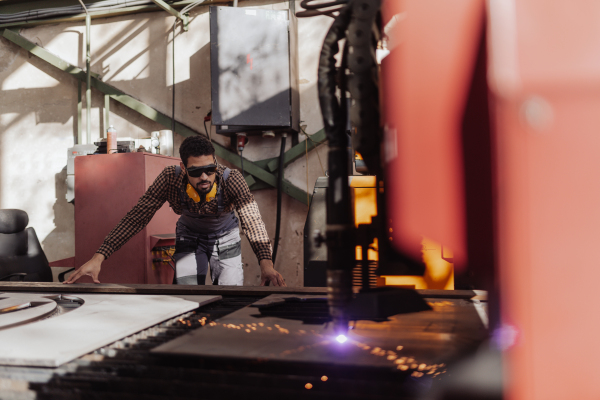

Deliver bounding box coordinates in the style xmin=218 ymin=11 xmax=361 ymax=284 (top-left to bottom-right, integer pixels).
xmin=259 ymin=259 xmax=286 ymax=286
xmin=63 ymin=253 xmax=105 ymax=284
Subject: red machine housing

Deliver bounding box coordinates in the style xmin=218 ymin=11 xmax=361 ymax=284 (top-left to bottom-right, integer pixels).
xmin=381 ymin=0 xmax=486 ymax=270
xmin=489 ymin=1 xmax=600 ymax=399
xmin=382 ymin=0 xmax=600 ymax=399
xmin=74 ymin=152 xmax=180 ymax=284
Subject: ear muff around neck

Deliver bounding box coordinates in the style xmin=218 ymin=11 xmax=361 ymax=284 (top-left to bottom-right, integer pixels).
xmin=186 ymin=182 xmax=217 ymax=203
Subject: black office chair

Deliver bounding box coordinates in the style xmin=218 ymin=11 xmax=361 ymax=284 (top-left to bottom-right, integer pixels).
xmin=0 ymin=209 xmax=52 ymax=282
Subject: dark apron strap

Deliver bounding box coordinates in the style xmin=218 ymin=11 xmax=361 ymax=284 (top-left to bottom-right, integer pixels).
xmin=217 ymin=168 xmax=231 ymax=216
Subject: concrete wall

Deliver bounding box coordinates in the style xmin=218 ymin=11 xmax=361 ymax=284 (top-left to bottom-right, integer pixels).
xmin=0 ymin=1 xmax=332 ymax=286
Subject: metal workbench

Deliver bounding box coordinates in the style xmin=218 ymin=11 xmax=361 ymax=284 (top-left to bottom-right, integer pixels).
xmin=0 ymin=283 xmax=487 ymax=399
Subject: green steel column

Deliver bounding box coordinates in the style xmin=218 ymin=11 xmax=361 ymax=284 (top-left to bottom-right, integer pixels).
xmin=85 ymin=14 xmax=91 ymax=145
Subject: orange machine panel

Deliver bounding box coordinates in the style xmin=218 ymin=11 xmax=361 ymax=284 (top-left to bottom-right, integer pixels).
xmin=74 ymin=152 xmax=180 ymax=284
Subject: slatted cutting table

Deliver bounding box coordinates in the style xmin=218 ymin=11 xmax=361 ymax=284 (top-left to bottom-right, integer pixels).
xmin=0 ymin=283 xmax=488 ymax=400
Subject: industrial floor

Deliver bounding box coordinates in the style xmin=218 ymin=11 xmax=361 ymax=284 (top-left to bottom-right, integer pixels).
xmin=0 ymin=283 xmax=488 ymax=400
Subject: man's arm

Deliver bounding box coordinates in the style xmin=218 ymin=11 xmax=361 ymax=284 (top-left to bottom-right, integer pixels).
xmin=227 ymin=169 xmax=286 ymax=287
xmin=64 ymin=167 xmax=173 ymax=284
xmin=259 ymin=259 xmax=286 ymax=286
xmin=64 ymin=253 xmax=104 ymax=284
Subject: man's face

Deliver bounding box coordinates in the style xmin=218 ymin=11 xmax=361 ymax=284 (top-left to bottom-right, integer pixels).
xmin=181 ymin=154 xmax=217 ymax=195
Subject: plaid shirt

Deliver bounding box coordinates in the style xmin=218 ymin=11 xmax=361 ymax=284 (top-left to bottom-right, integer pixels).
xmin=97 ymin=164 xmax=272 ymax=262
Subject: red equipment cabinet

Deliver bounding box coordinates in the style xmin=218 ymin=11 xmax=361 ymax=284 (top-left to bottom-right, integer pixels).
xmin=74 ymin=152 xmax=180 ymax=284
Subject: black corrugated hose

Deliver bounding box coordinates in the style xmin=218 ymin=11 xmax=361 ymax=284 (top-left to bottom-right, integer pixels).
xmin=317 ymin=2 xmax=354 ymax=334
xmin=271 ymin=134 xmax=286 ymax=265
xmin=296 ymin=0 xmax=349 ymax=18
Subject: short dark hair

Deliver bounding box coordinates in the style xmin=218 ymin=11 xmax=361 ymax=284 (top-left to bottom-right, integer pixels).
xmin=179 ymin=135 xmax=215 ymax=166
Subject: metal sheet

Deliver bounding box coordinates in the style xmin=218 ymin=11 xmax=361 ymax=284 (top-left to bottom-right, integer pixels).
xmin=153 ymin=294 xmax=487 ymax=371
xmin=0 ymin=293 xmax=220 ymax=367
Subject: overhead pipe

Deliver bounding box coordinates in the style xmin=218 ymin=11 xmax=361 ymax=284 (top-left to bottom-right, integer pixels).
xmin=0 ymin=0 xmax=231 ymax=29
xmin=0 ymin=1 xmax=154 ymax=24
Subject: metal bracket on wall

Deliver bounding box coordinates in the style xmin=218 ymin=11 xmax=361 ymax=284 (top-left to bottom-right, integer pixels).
xmin=1 ymin=29 xmax=319 ymax=206
xmin=150 ymin=0 xmax=189 ymax=31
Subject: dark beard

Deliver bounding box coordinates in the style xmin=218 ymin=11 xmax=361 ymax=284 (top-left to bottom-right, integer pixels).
xmin=196 ymin=181 xmax=213 ymax=195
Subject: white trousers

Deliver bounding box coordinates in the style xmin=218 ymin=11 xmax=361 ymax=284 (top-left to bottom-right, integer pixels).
xmin=174 ymin=227 xmax=243 ymax=286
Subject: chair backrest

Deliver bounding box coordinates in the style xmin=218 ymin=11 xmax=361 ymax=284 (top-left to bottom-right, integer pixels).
xmin=0 ymin=210 xmax=29 ymax=256
xmin=0 ymin=209 xmax=28 ymax=233
xmin=0 ymin=209 xmax=52 ymax=282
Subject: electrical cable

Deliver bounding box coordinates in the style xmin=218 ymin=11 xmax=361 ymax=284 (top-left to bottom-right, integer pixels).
xmin=76 ymin=0 xmax=89 ymax=14
xmin=240 ymin=149 xmax=245 ymax=178
xmin=156 ymin=247 xmax=177 ymax=272
xmin=305 ymin=136 xmax=310 ymax=206
xmin=203 ymin=119 xmax=212 ymax=141
xmin=171 ymin=19 xmax=176 ymax=135
xmin=271 ymin=134 xmax=287 ymax=265
xmin=166 ymin=249 xmax=176 ymax=272
xmin=167 ymin=261 xmax=176 ymax=272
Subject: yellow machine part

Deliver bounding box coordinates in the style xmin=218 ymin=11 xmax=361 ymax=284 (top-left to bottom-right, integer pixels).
xmin=352 ymin=176 xmax=379 ymax=262
xmin=350 ymin=176 xmax=454 ymax=290
xmin=151 ymin=247 xmax=176 ymax=271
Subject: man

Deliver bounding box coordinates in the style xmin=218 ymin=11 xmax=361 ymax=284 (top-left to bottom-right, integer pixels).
xmin=65 ymin=135 xmax=285 ymax=286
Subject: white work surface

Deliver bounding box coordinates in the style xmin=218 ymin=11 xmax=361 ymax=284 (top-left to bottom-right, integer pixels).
xmin=0 ymin=293 xmax=220 ymax=367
